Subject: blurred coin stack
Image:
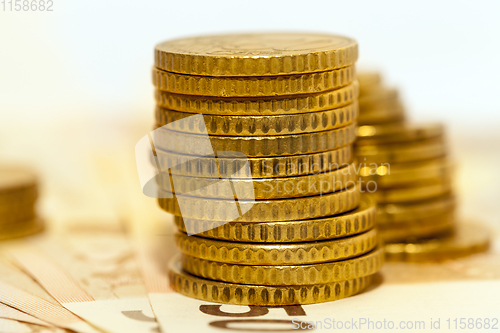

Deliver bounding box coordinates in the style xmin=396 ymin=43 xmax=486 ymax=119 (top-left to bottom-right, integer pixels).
xmin=355 ymin=72 xmax=489 ymax=261
xmin=0 ymin=167 xmax=43 ymax=240
xmin=151 ymin=33 xmax=384 ymax=305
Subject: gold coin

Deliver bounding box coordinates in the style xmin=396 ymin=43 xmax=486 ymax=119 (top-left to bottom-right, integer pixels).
xmin=359 ymin=157 xmax=452 ymax=188
xmin=159 ymin=184 xmax=360 ymax=222
xmin=0 ymin=218 xmax=44 ymax=241
xmin=357 ymin=71 xmax=382 ymax=94
xmin=0 ymin=190 xmax=37 ymax=212
xmin=155 ymin=103 xmax=358 ymax=136
xmin=154 ymin=81 xmax=359 ymax=115
xmin=358 ymin=101 xmax=405 ymax=125
xmin=356 ymin=122 xmax=444 ymax=145
xmin=155 ymin=33 xmax=358 ymax=76
xmin=0 ymin=166 xmax=37 ymax=194
xmin=158 ymin=162 xmax=358 ymax=200
xmin=169 ymin=257 xmax=373 ymax=305
xmin=175 ymin=228 xmax=378 ymax=265
xmin=175 ymin=196 xmax=376 ymax=242
xmin=152 ymin=66 xmax=356 ymax=97
xmin=0 ymin=206 xmax=36 ymax=225
xmin=355 ymin=137 xmax=447 ymax=163
xmin=378 ymin=195 xmax=455 ymax=224
xmin=181 ymin=246 xmax=384 ymax=285
xmin=358 ymin=88 xmax=398 ymax=107
xmin=369 ymin=175 xmax=452 ymax=204
xmin=153 ymin=122 xmax=356 ymax=157
xmin=155 ymin=145 xmax=352 ymax=179
xmin=380 ymin=211 xmax=455 ymax=243
xmin=385 ymin=223 xmax=490 ymax=262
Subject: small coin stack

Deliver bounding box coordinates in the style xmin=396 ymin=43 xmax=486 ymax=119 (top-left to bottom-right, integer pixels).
xmin=151 ymin=33 xmax=384 ymax=305
xmin=0 ymin=167 xmax=43 ymax=241
xmin=355 ymin=72 xmax=490 ymax=261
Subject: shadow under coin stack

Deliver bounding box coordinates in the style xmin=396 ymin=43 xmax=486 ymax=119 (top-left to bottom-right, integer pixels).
xmin=0 ymin=167 xmax=43 ymax=241
xmin=355 ymin=72 xmax=490 ymax=261
xmin=152 ymin=33 xmax=384 ymax=305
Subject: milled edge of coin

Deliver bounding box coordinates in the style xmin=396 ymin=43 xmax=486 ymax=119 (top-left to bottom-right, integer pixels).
xmin=158 ymin=162 xmax=358 ymax=200
xmin=152 ymin=66 xmax=356 ymax=97
xmin=356 ymin=122 xmax=444 ymax=145
xmin=159 ymin=184 xmax=360 ymax=222
xmin=156 ymin=145 xmax=353 ymax=179
xmin=174 ymin=228 xmax=378 ymax=265
xmin=384 ymin=223 xmax=490 ymax=262
xmin=379 ymin=211 xmax=455 ymax=243
xmin=169 ymin=257 xmax=373 ymax=305
xmin=377 ymin=195 xmax=456 ymax=224
xmin=154 ymin=122 xmax=357 ymax=157
xmin=180 ymin=246 xmax=384 ymax=285
xmin=154 ymin=81 xmax=359 ymax=115
xmin=354 ymin=137 xmax=447 ymax=163
xmin=154 ymin=33 xmax=358 ymax=76
xmin=155 ymin=103 xmax=358 ymax=136
xmin=175 ymin=195 xmax=376 ymax=242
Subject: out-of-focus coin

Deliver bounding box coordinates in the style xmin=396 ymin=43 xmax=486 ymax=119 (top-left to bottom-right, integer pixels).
xmin=155 ymin=145 xmax=352 ymax=179
xmin=158 ymin=162 xmax=358 ymax=200
xmin=154 ymin=81 xmax=359 ymax=116
xmin=357 ymin=71 xmax=382 ymax=94
xmin=359 ymin=157 xmax=452 ymax=188
xmin=152 ymin=66 xmax=355 ymax=97
xmin=356 ymin=122 xmax=444 ymax=145
xmin=181 ymin=246 xmax=384 ymax=285
xmin=0 ymin=218 xmax=44 ymax=241
xmin=155 ymin=33 xmax=358 ymax=76
xmin=368 ymin=175 xmax=453 ymax=204
xmin=153 ymin=122 xmax=356 ymax=157
xmin=357 ymin=101 xmax=405 ymax=125
xmin=358 ymin=88 xmax=398 ymax=107
xmin=175 ymin=228 xmax=378 ymax=265
xmin=379 ymin=210 xmax=455 ymax=243
xmin=175 ymin=195 xmax=376 ymax=242
xmin=377 ymin=195 xmax=455 ymax=224
xmin=0 ymin=206 xmax=36 ymax=224
xmin=155 ymin=103 xmax=358 ymax=136
xmin=0 ymin=167 xmax=37 ymax=194
xmin=169 ymin=257 xmax=373 ymax=305
xmin=355 ymin=137 xmax=447 ymax=163
xmin=159 ymin=184 xmax=360 ymax=222
xmin=385 ymin=223 xmax=490 ymax=262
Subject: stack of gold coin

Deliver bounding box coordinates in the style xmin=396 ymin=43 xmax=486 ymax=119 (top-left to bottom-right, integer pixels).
xmin=151 ymin=33 xmax=384 ymax=305
xmin=355 ymin=72 xmax=489 ymax=261
xmin=0 ymin=166 xmax=43 ymax=240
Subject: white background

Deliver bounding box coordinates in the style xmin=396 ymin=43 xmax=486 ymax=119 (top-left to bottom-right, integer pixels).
xmin=1 ymin=0 xmax=500 ymax=132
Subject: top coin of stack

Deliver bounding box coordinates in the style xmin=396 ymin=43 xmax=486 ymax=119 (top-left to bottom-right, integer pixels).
xmin=151 ymin=33 xmax=384 ymax=305
xmin=0 ymin=166 xmax=43 ymax=240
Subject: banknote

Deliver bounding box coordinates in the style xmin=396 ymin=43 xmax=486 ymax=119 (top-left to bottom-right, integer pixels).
xmin=9 ymin=222 xmax=160 ymax=333
xmin=0 ymin=303 xmax=53 ymax=328
xmin=0 ymin=318 xmax=67 ymax=333
xmin=0 ymin=255 xmax=101 ymax=333
xmin=134 ymin=226 xmax=176 ymax=333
